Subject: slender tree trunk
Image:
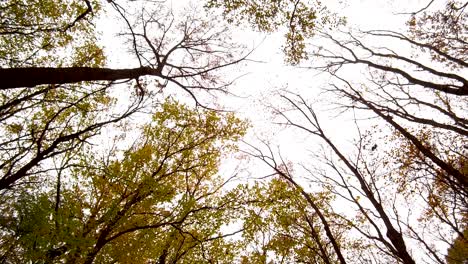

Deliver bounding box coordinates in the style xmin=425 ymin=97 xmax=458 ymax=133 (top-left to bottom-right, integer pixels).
xmin=280 ymin=173 xmax=348 ymax=264
xmin=322 ymin=136 xmax=416 ymax=264
xmin=0 ymin=67 xmax=160 ymax=89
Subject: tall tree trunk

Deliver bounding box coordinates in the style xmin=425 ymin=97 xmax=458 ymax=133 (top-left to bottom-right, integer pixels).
xmin=0 ymin=67 xmax=161 ymax=89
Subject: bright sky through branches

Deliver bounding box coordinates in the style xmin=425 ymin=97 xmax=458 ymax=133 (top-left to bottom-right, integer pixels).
xmin=1 ymin=0 xmax=465 ymax=262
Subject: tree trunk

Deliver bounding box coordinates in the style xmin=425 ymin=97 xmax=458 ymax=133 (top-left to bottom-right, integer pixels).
xmin=0 ymin=67 xmax=161 ymax=89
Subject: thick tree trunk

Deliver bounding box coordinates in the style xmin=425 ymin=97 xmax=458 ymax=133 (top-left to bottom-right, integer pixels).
xmin=0 ymin=67 xmax=160 ymax=89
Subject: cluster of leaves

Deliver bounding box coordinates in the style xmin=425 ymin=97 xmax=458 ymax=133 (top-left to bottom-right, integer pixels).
xmin=0 ymin=0 xmax=104 ymax=67
xmin=0 ymin=99 xmax=249 ymax=263
xmin=407 ymin=0 xmax=467 ymax=68
xmin=237 ymin=178 xmax=347 ymax=263
xmin=205 ymin=0 xmax=345 ymax=64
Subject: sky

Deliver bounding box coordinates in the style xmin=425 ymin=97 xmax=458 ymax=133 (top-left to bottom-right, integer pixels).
xmin=94 ymin=0 xmax=439 ymax=179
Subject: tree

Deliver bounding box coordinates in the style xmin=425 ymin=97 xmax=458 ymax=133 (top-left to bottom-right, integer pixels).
xmin=305 ymin=3 xmax=467 ymax=246
xmin=0 ymin=3 xmax=253 ymax=262
xmin=215 ymin=0 xmax=466 ymax=262
xmin=266 ymin=93 xmax=417 ymax=263
xmin=242 ymin=142 xmax=349 ymax=264
xmin=234 ymin=178 xmax=344 ymax=263
xmin=0 ymin=0 xmax=110 ymax=192
xmin=0 ymin=1 xmax=246 ymax=91
xmin=0 ymin=1 xmax=247 ymax=190
xmin=0 ymin=99 xmax=248 ymax=263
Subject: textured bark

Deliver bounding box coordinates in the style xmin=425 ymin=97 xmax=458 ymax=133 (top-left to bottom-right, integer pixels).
xmin=0 ymin=67 xmax=160 ymax=89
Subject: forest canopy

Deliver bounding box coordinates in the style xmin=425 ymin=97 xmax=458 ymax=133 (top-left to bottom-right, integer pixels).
xmin=0 ymin=0 xmax=466 ymax=263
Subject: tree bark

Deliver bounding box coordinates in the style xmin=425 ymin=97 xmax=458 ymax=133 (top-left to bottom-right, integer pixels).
xmin=0 ymin=67 xmax=161 ymax=89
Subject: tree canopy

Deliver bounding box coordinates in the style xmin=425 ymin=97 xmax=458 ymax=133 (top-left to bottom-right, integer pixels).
xmin=0 ymin=0 xmax=466 ymax=263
